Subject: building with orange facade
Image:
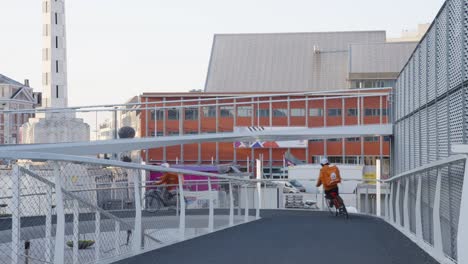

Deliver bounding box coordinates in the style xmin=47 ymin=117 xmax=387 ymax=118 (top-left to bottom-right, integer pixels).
xmin=129 ymin=88 xmax=391 ymax=177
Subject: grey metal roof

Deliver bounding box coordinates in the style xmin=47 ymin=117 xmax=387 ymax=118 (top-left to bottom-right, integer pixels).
xmin=0 ymin=74 xmax=24 ymax=86
xmin=349 ymin=42 xmax=418 ymax=75
xmin=204 ymin=31 xmax=386 ymax=92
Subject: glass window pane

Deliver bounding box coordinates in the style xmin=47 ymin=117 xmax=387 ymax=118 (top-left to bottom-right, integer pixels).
xmin=184 ymin=108 xmax=198 ymax=120
xmin=257 ymin=109 xmax=269 ymax=117
xmin=168 ymin=108 xmax=179 ymax=120
xmin=291 ymin=108 xmax=305 ymax=117
xmin=237 ymin=106 xmax=252 ymax=117
xmin=328 ymin=109 xmax=342 ymax=116
xmin=347 ymin=108 xmax=358 ymax=116
xmin=273 ymin=108 xmax=288 ymax=117
xmin=309 ymin=108 xmax=323 ymax=117
xmin=203 ymin=106 xmax=217 ymax=117
xmin=220 ymin=106 xmax=233 ymax=117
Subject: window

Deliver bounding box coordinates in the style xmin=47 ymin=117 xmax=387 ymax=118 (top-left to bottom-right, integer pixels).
xmin=328 ymin=109 xmax=342 ymax=116
xmin=328 ymin=157 xmax=343 ymax=164
xmin=55 ymin=13 xmax=58 ymax=24
xmin=327 ymin=138 xmax=342 ymax=142
xmin=346 ymin=137 xmax=360 ymax=142
xmin=56 ymin=60 xmax=59 ymax=73
xmin=382 ymin=109 xmax=389 ymax=116
xmin=185 ymin=108 xmax=198 ymax=120
xmin=237 ymin=106 xmax=252 ymax=117
xmin=384 ymin=136 xmax=391 ymax=142
xmin=345 ymin=157 xmax=358 ymax=164
xmin=273 ymin=108 xmax=287 ymax=117
xmin=347 ymin=108 xmax=358 ymax=116
xmin=364 ymin=136 xmax=379 ymax=142
xmin=203 ymin=106 xmax=217 ymax=117
xmin=291 ymin=108 xmax=305 ymax=117
xmin=184 ymin=131 xmax=198 ymax=135
xmin=168 ymin=108 xmax=179 ymax=120
xmin=365 ymin=109 xmax=380 ymax=116
xmin=309 ymin=139 xmax=323 ymax=142
xmin=220 ymin=106 xmax=233 ymax=117
xmin=257 ymin=109 xmax=269 ymax=117
xmin=168 ymin=131 xmax=180 ymax=136
xmin=309 ymin=108 xmax=323 ymax=117
xmin=150 ymin=109 xmax=165 ymax=120
xmin=151 ymin=131 xmax=164 ymax=137
xmin=56 ymin=36 xmax=58 ymax=49
xmin=56 ymin=85 xmax=59 ymax=98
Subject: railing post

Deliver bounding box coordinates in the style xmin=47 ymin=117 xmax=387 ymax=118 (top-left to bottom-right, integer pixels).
xmin=395 ymin=180 xmax=401 ymax=226
xmin=244 ymin=185 xmax=249 ymax=223
xmin=458 ymin=157 xmax=468 ymax=264
xmin=385 ymin=184 xmax=390 ymax=220
xmin=114 ymin=221 xmax=121 ymax=255
xmin=53 ymin=163 xmax=65 ymax=264
xmin=432 ymin=169 xmax=443 ymax=259
xmin=94 ymin=212 xmax=101 ymax=261
xmin=45 ymin=185 xmax=53 ymax=263
xmin=11 ymin=165 xmax=20 ymax=264
xmin=403 ymin=178 xmax=410 ymax=233
xmin=178 ymin=173 xmax=186 ymax=240
xmin=72 ymin=200 xmax=79 ymax=264
xmin=256 ymin=159 xmax=262 ymax=220
xmin=133 ymin=171 xmax=142 ymax=252
xmin=376 ymin=160 xmax=381 ymax=217
xmin=415 ymin=174 xmax=423 ymax=241
xmin=229 ymin=181 xmax=234 ymax=226
xmin=208 ymin=177 xmax=214 ymax=232
xmin=389 ymin=182 xmax=394 ymax=223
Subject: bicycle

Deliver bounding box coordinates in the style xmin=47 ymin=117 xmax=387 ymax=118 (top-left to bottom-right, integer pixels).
xmin=325 ymin=191 xmax=349 ymax=219
xmin=144 ymin=188 xmax=188 ymax=213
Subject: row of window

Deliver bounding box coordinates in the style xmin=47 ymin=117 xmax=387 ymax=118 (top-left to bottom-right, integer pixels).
xmin=310 ymin=136 xmax=390 ymax=142
xmin=151 ymin=107 xmax=389 ymax=120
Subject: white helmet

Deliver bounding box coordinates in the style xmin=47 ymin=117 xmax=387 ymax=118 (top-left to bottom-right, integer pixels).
xmin=320 ymin=158 xmax=329 ymax=165
xmin=161 ymin=163 xmax=170 ymax=168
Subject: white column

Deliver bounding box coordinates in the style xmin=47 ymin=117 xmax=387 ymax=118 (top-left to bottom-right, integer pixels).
xmin=208 ymin=177 xmax=214 ymax=232
xmin=256 ymin=159 xmax=262 ymax=220
xmin=389 ymin=182 xmax=395 ymax=223
xmin=11 ymin=166 xmax=20 ymax=264
xmin=229 ymin=182 xmax=234 ymax=226
xmin=94 ymin=212 xmax=101 ymax=261
xmin=72 ymin=200 xmax=79 ymax=264
xmin=53 ymin=163 xmax=65 ymax=264
xmin=244 ymin=185 xmax=249 ymax=223
xmin=45 ymin=186 xmax=53 ymax=263
xmin=458 ymin=158 xmax=468 ymax=264
xmin=376 ymin=160 xmax=381 ymax=217
xmin=415 ymin=175 xmax=423 ymax=241
xmin=432 ymin=170 xmax=443 ymax=259
xmin=403 ymin=178 xmax=410 ymax=233
xmin=114 ymin=222 xmax=121 ymax=255
xmin=133 ymin=171 xmax=142 ymax=252
xmin=395 ymin=181 xmax=401 ymax=227
xmin=178 ymin=174 xmax=186 ymax=240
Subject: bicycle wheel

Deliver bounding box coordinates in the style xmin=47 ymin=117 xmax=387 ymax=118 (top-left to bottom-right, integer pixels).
xmin=145 ymin=194 xmax=163 ymax=213
xmin=325 ymin=198 xmax=335 ymax=216
xmin=336 ymin=196 xmax=349 ymax=219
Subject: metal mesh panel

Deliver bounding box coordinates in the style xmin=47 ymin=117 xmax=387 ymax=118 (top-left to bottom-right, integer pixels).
xmin=408 ymin=174 xmax=417 ymax=234
xmin=405 ymin=119 xmax=411 ymax=172
xmin=447 ymin=161 xmax=465 ymax=260
xmin=420 ymin=41 xmax=428 ymax=106
xmin=427 ymin=105 xmax=438 ymax=163
xmin=420 ymin=108 xmax=428 ymax=166
xmin=421 ymin=171 xmax=434 ymax=245
xmin=448 ymin=0 xmax=464 ymax=90
xmin=449 ymin=89 xmax=464 ymax=145
xmin=436 ymin=8 xmax=449 ymax=97
xmin=437 ymin=98 xmax=449 ymax=158
xmin=414 ymin=112 xmax=421 ymax=168
xmin=464 ymin=0 xmax=468 ymax=82
xmin=439 ymin=166 xmax=451 ymax=257
xmin=427 ymin=29 xmax=437 ymax=102
xmin=414 ymin=50 xmax=421 ymax=114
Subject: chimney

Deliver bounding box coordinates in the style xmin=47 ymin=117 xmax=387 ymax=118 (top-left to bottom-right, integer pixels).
xmin=24 ymin=79 xmax=30 ymax=87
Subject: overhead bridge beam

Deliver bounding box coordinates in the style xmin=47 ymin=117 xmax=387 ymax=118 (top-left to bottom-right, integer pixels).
xmin=0 ymin=124 xmax=392 ymax=155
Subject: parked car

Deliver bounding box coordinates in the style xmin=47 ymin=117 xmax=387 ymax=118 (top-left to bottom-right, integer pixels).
xmin=289 ymin=180 xmax=306 ymax=192
xmin=273 ymin=181 xmax=300 ymax=193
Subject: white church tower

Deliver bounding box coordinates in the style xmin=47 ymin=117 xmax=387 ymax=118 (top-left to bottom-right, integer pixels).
xmin=22 ymin=0 xmax=90 ymax=143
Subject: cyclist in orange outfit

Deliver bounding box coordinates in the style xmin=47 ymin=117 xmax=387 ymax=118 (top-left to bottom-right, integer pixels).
xmin=316 ymin=158 xmax=342 ymax=207
xmin=155 ymin=163 xmax=180 ymax=200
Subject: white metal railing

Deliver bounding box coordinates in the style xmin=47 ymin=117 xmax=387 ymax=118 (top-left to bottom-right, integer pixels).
xmin=382 ymin=154 xmax=468 ymax=264
xmin=0 ymin=152 xmax=264 ymax=264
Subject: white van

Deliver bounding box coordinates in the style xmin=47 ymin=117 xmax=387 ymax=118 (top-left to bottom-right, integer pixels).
xmin=273 ymin=181 xmax=300 ymax=193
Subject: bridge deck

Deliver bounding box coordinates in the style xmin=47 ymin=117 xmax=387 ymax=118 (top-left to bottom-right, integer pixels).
xmin=117 ymin=210 xmax=438 ymax=264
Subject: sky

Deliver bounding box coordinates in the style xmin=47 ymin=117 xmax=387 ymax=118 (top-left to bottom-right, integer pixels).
xmin=1 ymin=0 xmax=445 ymax=107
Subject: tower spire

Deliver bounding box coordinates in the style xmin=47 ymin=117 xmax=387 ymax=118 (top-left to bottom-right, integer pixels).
xmin=42 ymin=0 xmax=68 ymax=109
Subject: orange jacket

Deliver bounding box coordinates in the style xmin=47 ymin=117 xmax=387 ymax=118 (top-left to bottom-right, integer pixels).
xmin=316 ymin=165 xmax=342 ymax=191
xmin=156 ymin=172 xmax=180 ymax=191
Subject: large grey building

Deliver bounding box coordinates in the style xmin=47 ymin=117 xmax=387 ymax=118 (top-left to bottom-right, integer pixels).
xmin=205 ymin=31 xmax=417 ymax=92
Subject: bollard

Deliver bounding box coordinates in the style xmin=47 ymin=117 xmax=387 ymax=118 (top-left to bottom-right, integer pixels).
xmin=24 ymin=241 xmax=30 ymax=264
